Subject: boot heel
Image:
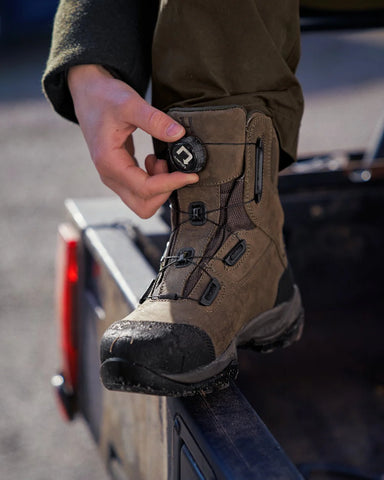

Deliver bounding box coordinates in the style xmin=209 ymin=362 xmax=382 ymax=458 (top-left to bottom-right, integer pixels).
xmin=251 ymin=310 xmax=304 ymax=354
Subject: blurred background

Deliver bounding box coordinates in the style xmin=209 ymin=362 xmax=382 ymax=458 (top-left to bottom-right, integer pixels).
xmin=0 ymin=1 xmax=110 ymax=479
xmin=0 ymin=2 xmax=383 ymax=479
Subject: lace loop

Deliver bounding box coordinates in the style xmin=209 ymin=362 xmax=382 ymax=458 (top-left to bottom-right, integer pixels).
xmin=145 ymin=196 xmax=254 ymax=303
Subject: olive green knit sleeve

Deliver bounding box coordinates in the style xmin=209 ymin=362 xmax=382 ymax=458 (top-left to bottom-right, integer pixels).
xmin=42 ymin=0 xmax=159 ymax=122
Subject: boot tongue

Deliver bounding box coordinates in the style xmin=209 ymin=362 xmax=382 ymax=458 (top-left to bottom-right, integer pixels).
xmin=150 ymin=107 xmax=248 ymax=301
xmin=168 ymin=107 xmax=247 ymax=186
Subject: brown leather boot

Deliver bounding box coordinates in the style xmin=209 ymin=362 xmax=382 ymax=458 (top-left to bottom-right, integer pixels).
xmin=100 ymin=106 xmax=304 ymax=396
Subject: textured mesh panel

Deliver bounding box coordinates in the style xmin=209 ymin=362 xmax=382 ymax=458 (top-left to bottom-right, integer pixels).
xmin=183 ymin=177 xmax=254 ymax=297
xmin=225 ymin=177 xmax=254 ymax=235
xmin=183 ymin=182 xmax=232 ymax=297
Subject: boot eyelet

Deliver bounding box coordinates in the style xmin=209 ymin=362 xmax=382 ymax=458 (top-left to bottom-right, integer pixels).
xmin=223 ymin=240 xmax=247 ymax=266
xmin=199 ymin=278 xmax=220 ymax=306
xmin=189 ymin=202 xmax=206 ymax=226
xmin=175 ymin=247 xmax=195 ymax=268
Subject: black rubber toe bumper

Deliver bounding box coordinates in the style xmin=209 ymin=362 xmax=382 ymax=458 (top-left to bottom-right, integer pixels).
xmin=99 ymin=321 xmax=225 ymax=396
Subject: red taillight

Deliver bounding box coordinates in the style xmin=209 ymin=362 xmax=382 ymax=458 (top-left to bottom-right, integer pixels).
xmin=54 ymin=223 xmax=80 ymax=420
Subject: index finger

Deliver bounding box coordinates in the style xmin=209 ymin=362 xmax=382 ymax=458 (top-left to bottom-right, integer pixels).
xmin=122 ymin=95 xmax=185 ymax=142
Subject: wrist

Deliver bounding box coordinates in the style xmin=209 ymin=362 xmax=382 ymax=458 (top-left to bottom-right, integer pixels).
xmin=68 ymin=64 xmax=112 ymax=98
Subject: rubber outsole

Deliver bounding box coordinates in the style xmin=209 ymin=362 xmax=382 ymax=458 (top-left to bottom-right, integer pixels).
xmin=100 ymin=304 xmax=304 ymax=397
xmin=100 ymin=357 xmax=239 ymax=397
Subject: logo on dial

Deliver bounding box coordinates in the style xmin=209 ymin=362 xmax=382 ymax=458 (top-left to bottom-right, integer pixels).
xmin=169 ymin=136 xmax=207 ymax=173
xmin=174 ymin=145 xmax=193 ymax=167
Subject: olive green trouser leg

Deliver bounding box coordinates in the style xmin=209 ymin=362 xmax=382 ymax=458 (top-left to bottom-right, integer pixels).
xmin=152 ymin=0 xmax=304 ymax=169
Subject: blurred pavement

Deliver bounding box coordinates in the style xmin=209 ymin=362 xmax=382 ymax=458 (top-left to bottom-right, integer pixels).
xmin=0 ymin=40 xmax=111 ymax=480
xmin=0 ymin=28 xmax=383 ymax=480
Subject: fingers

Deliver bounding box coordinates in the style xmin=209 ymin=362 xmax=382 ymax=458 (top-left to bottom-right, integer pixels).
xmin=144 ymin=171 xmax=199 ymax=198
xmin=145 ymin=155 xmax=168 ymax=176
xmin=122 ymin=94 xmax=186 ymax=143
xmin=103 ymin=176 xmax=169 ymax=219
xmin=97 ymin=149 xmax=199 ymax=218
xmin=104 ymin=173 xmax=197 ymax=219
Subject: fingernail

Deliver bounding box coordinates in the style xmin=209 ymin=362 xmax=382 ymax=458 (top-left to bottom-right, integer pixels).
xmin=166 ymin=122 xmax=184 ymax=138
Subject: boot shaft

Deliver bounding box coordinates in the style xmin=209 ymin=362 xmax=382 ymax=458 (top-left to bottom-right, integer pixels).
xmin=152 ymin=106 xmax=286 ymax=301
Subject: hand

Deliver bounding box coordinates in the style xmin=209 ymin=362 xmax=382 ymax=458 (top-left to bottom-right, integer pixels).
xmin=68 ymin=64 xmax=198 ymax=218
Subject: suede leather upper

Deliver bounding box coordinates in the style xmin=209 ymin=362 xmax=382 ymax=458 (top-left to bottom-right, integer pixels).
xmin=106 ymin=107 xmax=289 ymax=359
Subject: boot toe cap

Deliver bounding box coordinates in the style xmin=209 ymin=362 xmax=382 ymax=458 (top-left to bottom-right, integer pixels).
xmin=100 ymin=320 xmax=215 ymax=375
